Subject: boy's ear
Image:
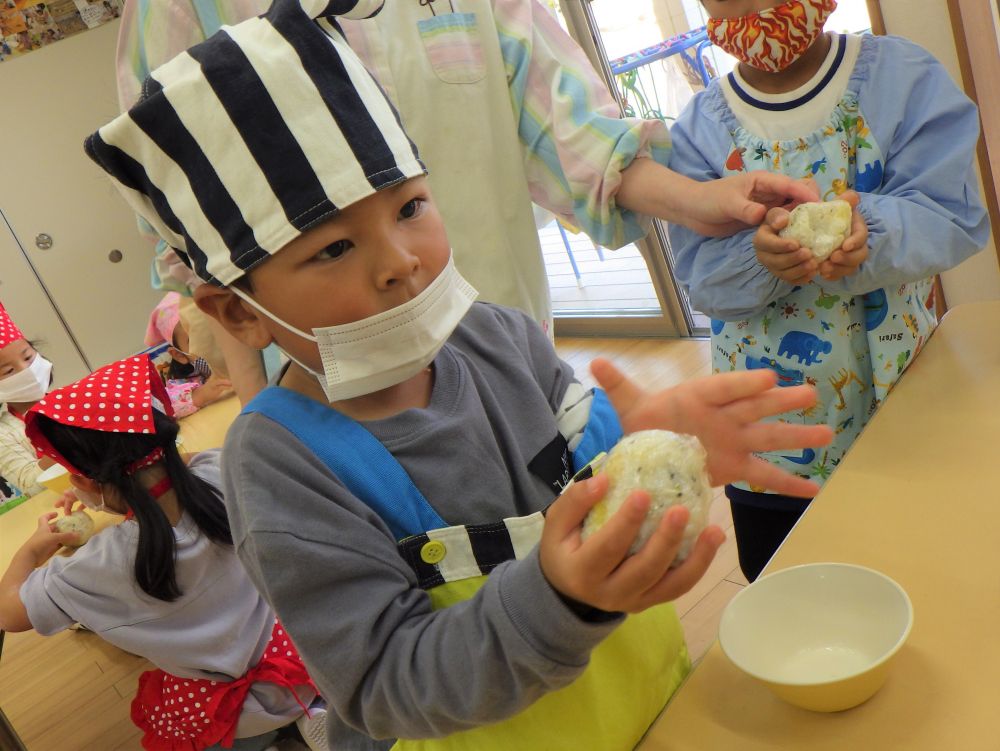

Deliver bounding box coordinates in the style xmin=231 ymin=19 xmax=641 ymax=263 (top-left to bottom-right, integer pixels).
xmin=193 ymin=284 xmax=273 ymax=350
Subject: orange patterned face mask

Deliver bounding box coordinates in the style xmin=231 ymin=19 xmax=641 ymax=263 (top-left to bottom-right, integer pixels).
xmin=707 ymin=0 xmax=836 ymax=73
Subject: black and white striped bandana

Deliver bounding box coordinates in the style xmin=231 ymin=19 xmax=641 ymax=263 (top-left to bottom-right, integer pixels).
xmin=84 ymin=0 xmax=425 ymax=286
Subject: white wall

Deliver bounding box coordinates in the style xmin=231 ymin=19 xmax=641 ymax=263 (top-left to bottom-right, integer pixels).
xmin=0 ymin=20 xmax=163 ymax=380
xmin=879 ymin=0 xmax=1000 ymax=306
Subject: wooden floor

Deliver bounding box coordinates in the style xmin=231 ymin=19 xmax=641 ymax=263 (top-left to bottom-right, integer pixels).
xmin=539 ymin=221 xmax=714 ymax=332
xmin=0 ymin=336 xmax=742 ymax=751
xmin=539 ymin=221 xmax=662 ymax=314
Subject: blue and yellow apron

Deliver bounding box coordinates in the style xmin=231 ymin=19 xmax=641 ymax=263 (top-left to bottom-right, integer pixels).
xmin=245 ymin=386 xmax=689 ymax=750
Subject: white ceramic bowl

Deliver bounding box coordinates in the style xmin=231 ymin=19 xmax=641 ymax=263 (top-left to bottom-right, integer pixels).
xmin=718 ymin=562 xmax=913 ymax=712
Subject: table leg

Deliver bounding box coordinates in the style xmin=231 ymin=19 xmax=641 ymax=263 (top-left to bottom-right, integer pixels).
xmin=0 ymin=706 xmax=27 ymax=751
xmin=0 ymin=632 xmax=27 ymax=751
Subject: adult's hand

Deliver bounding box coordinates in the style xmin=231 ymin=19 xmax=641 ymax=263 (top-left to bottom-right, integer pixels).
xmin=616 ymin=158 xmax=820 ymax=237
xmin=686 ymin=173 xmax=821 ymax=236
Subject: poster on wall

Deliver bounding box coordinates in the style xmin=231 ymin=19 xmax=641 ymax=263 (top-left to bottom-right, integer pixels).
xmin=0 ymin=0 xmax=121 ymax=62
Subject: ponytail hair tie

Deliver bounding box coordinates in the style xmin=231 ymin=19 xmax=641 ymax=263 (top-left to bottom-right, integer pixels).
xmin=126 ymin=446 xmax=167 ymax=476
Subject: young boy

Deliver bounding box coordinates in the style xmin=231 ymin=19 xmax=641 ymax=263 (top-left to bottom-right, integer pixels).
xmin=85 ymin=2 xmax=832 ymax=748
xmin=668 ymin=0 xmax=990 ymax=581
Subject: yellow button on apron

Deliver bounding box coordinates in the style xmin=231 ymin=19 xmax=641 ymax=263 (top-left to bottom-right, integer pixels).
xmin=420 ymin=540 xmax=447 ymax=565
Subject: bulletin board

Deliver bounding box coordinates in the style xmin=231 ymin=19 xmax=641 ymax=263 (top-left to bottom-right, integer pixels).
xmin=0 ymin=0 xmax=122 ymax=62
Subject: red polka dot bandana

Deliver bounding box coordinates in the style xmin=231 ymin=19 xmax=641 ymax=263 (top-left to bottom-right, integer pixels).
xmin=0 ymin=301 xmax=25 ymax=350
xmin=24 ymin=354 xmax=174 ymax=476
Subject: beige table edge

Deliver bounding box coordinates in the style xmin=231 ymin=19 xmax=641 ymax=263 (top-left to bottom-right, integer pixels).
xmin=639 ymin=302 xmax=1000 ymax=750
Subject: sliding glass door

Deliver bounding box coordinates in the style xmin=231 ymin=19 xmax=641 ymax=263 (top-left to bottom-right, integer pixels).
xmin=540 ymin=0 xmax=692 ymax=337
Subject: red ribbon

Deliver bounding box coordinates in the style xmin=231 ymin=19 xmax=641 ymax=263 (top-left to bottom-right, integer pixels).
xmin=131 ymin=621 xmax=315 ymax=751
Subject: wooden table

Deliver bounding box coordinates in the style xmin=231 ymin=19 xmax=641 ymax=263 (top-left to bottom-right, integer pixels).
xmin=639 ymin=301 xmax=1000 ymax=750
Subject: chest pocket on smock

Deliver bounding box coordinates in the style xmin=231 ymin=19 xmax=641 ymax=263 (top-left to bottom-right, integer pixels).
xmin=417 ymin=12 xmax=486 ymax=84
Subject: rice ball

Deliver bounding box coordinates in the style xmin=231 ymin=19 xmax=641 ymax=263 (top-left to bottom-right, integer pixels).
xmin=779 ymin=200 xmax=852 ymax=260
xmin=52 ymin=510 xmax=96 ymax=547
xmin=580 ymin=430 xmax=712 ymax=563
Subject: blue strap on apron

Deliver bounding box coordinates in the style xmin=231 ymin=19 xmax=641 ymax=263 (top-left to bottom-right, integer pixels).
xmin=242 ymin=386 xmax=622 ymax=540
xmin=572 ymin=388 xmax=623 ymax=472
xmin=242 ymin=387 xmax=447 ymax=540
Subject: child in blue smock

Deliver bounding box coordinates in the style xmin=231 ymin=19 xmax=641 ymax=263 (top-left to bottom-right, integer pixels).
xmin=668 ymin=0 xmax=990 ymax=580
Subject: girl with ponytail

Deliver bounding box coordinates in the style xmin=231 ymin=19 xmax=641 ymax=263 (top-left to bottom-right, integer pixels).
xmin=0 ymin=355 xmax=328 ymax=751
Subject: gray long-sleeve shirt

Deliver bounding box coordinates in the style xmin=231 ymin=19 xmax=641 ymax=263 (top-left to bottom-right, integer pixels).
xmin=222 ymin=304 xmax=624 ymax=749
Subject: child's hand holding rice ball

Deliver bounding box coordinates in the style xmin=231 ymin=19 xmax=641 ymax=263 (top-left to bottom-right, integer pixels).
xmin=579 ymin=430 xmax=712 ymax=563
xmin=16 ymin=512 xmax=87 ymax=567
xmin=753 ymin=190 xmax=869 ymax=285
xmin=539 ymin=358 xmax=832 ymax=614
xmin=52 ymin=511 xmax=96 ymax=547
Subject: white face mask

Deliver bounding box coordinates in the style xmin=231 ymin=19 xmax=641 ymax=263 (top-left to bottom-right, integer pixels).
xmin=233 ymin=255 xmax=478 ymax=402
xmin=75 ymin=484 xmax=107 ymax=514
xmin=0 ymin=354 xmax=52 ymax=404
xmin=73 ymin=483 xmax=129 ymax=516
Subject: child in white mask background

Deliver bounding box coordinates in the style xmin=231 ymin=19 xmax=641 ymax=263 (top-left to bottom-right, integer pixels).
xmin=85 ymin=2 xmax=833 ymax=748
xmin=668 ymin=0 xmax=990 ymax=581
xmin=0 ymin=300 xmax=55 ymax=498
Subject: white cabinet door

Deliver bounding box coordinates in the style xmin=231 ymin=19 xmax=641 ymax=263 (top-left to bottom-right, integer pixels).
xmin=0 ymin=217 xmax=89 ymax=386
xmin=0 ymin=20 xmax=162 ymax=372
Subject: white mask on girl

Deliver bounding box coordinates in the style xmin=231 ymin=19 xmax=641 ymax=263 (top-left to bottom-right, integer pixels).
xmin=75 ymin=484 xmax=108 ymax=514
xmin=232 ymin=255 xmax=478 ymax=402
xmin=0 ymin=354 xmax=52 ymax=404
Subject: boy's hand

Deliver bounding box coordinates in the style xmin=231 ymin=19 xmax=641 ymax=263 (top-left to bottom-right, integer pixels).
xmin=686 ymin=173 xmax=821 ymax=237
xmin=818 ymin=191 xmax=869 ymax=281
xmin=754 ymin=208 xmax=817 ymax=284
xmin=591 ymin=359 xmax=833 ymax=498
xmin=539 ymin=474 xmax=725 ymax=613
xmin=24 ymin=513 xmax=79 ymax=564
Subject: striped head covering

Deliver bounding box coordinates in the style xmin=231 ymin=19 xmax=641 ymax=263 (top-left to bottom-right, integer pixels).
xmin=85 ymin=0 xmax=424 ymax=286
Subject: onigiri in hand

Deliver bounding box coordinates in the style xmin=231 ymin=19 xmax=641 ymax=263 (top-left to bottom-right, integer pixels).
xmin=580 ymin=430 xmax=712 ymax=564
xmin=53 ymin=510 xmax=96 ymax=547
xmin=779 ymin=199 xmax=852 ymax=261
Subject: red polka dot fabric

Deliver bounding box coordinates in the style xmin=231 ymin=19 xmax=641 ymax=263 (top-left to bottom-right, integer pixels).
xmin=130 ymin=620 xmax=316 ymax=751
xmin=23 ymin=354 xmax=174 ymax=476
xmin=0 ymin=301 xmax=25 ymax=350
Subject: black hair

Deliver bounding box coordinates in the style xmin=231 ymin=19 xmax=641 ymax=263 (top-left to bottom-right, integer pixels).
xmin=166 ymin=357 xmax=196 ymax=380
xmin=33 ymin=409 xmax=232 ymax=601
